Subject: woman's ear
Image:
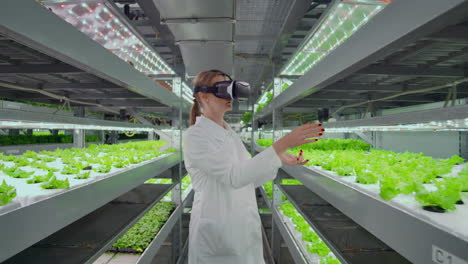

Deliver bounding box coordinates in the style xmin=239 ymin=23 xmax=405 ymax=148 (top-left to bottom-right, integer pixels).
xmin=198 ymin=93 xmax=210 ymax=108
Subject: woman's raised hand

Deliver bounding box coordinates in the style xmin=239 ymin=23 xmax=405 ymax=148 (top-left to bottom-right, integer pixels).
xmin=273 ymin=123 xmax=324 ymax=155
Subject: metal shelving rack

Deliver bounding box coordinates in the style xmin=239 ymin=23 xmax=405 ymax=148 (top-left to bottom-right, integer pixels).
xmin=136 ymin=190 xmax=194 ymax=264
xmin=250 ymin=1 xmax=468 ymax=263
xmin=255 ymin=0 xmax=468 ymax=119
xmin=0 ymin=1 xmax=189 ymax=263
xmin=280 ymin=164 xmax=468 ymax=264
xmin=4 ymin=183 xmax=174 ymax=264
xmin=0 ymin=1 xmax=191 ymax=112
xmin=259 ymin=183 xmax=309 ymax=264
xmin=0 ymin=152 xmax=181 ymax=262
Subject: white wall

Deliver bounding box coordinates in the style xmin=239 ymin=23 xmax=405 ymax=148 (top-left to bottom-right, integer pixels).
xmin=375 ymin=131 xmax=460 ymax=159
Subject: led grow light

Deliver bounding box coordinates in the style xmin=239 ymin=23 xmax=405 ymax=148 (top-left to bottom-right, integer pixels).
xmin=0 ymin=120 xmax=155 ymax=132
xmin=41 ymin=0 xmax=174 ymax=76
xmin=270 ymin=118 xmax=468 ymax=134
xmin=281 ymin=0 xmax=389 ymax=76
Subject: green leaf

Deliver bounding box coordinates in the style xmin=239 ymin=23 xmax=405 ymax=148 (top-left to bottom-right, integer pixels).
xmin=41 ymin=176 xmax=70 ymax=189
xmin=27 ymin=171 xmax=54 ymax=184
xmin=307 ymin=241 xmax=331 ymax=257
xmin=112 ymin=201 xmax=175 ymax=251
xmin=0 ymin=179 xmax=17 ymax=206
xmin=5 ymin=168 xmax=34 ymax=178
xmin=93 ymin=165 xmax=111 ymax=173
xmin=75 ymin=171 xmax=91 ymax=179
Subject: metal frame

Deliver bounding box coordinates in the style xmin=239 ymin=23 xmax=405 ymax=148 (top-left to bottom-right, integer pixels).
xmin=324 ymin=104 xmax=468 ymax=128
xmin=282 ymin=165 xmax=468 ymax=264
xmin=0 ymin=139 xmax=147 ymax=155
xmin=271 ymin=207 xmax=309 ymax=264
xmin=259 ymin=186 xmax=308 ymax=264
xmin=0 ymin=1 xmax=190 ymax=110
xmin=270 ymin=105 xmax=283 ymax=262
xmin=84 ymin=183 xmax=175 ymax=264
xmin=256 ymin=0 xmax=468 ymax=119
xmin=260 ymin=186 xmax=272 ymax=210
xmin=136 ymin=191 xmax=194 ymax=264
xmin=0 ymin=108 xmax=160 ymax=131
xmin=0 ymin=153 xmax=181 ymax=262
xmin=277 ymin=184 xmax=349 ymax=264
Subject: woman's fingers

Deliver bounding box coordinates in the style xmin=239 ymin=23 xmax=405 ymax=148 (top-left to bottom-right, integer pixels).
xmin=304 ymin=139 xmax=319 ymax=144
xmin=302 ymin=127 xmax=325 ymax=139
xmin=296 ymin=122 xmax=323 ymax=132
xmin=303 ymin=126 xmax=325 ymax=135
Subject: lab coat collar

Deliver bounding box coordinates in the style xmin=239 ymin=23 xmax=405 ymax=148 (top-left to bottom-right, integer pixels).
xmin=195 ymin=115 xmax=233 ymax=137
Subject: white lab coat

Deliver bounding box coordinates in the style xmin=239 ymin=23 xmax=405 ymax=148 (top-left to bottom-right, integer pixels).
xmin=183 ymin=116 xmax=282 ymax=264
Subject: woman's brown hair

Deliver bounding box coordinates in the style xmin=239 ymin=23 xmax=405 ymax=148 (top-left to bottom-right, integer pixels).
xmin=190 ymin=70 xmax=229 ymax=125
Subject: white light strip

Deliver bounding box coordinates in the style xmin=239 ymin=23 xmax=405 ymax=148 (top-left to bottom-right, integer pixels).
xmin=183 ymin=94 xmax=194 ymax=103
xmin=275 ymin=118 xmax=468 ymax=133
xmin=281 ymin=2 xmax=387 ymax=76
xmin=285 ymin=4 xmax=359 ymax=74
xmin=41 ymin=0 xmax=175 ymax=78
xmin=0 ymin=120 xmax=155 ymax=132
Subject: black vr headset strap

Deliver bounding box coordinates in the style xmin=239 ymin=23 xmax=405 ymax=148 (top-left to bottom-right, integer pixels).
xmin=194 ymin=86 xmax=218 ymax=95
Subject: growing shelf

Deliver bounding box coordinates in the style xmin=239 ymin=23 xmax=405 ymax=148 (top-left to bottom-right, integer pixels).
xmin=259 ymin=186 xmax=308 ymax=264
xmin=0 ymin=152 xmax=181 ymax=262
xmin=3 ymin=183 xmax=174 ymax=264
xmin=279 ymin=184 xmax=410 ymax=264
xmin=0 ymin=108 xmax=158 ymax=132
xmin=0 ymin=1 xmax=190 ymax=110
xmin=135 ymin=190 xmax=194 ymax=264
xmin=323 ymin=104 xmax=468 ymax=132
xmin=256 ymin=0 xmax=468 ymax=119
xmin=282 ymin=164 xmax=468 ymax=264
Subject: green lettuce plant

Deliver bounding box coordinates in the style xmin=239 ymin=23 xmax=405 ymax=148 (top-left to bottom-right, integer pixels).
xmin=61 ymin=166 xmax=81 ymax=175
xmin=22 ymin=150 xmax=38 ymax=159
xmin=30 ymin=161 xmax=59 ymax=172
xmin=75 ymin=171 xmax=91 ymax=179
xmin=113 ymin=159 xmax=129 ymax=168
xmin=93 ymin=165 xmax=111 ymax=173
xmin=37 ymin=156 xmax=56 ymax=163
xmin=459 ymin=169 xmax=468 ymax=192
xmin=0 ymin=180 xmax=16 ymax=206
xmin=2 ymin=154 xmax=17 ymax=162
xmin=14 ymin=157 xmax=30 ymax=167
xmin=41 ymin=176 xmax=70 ymax=189
xmin=27 ymin=171 xmax=54 ymax=184
xmin=321 ymin=256 xmax=340 ymax=264
xmin=302 ymin=229 xmax=320 ymax=244
xmin=5 ymin=168 xmax=34 ymax=178
xmin=307 ymin=241 xmax=331 ymax=257
xmin=415 ymin=177 xmax=462 ymax=211
xmin=112 ymin=201 xmax=175 ymax=252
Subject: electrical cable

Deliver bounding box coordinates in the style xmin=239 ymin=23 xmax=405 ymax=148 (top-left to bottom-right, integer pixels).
xmin=132 ymin=111 xmax=171 ymax=127
xmin=0 ymin=80 xmax=120 ymax=114
xmin=331 ymin=78 xmax=468 ymax=117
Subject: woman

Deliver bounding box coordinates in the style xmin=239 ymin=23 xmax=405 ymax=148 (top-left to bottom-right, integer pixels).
xmin=183 ymin=70 xmax=324 ymax=264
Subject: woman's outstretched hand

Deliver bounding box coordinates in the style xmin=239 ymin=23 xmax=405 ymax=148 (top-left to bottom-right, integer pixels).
xmin=273 ymin=122 xmax=324 ymax=156
xmin=278 ymin=149 xmax=309 ymax=166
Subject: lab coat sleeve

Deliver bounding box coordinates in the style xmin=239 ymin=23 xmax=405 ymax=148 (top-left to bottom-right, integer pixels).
xmin=184 ymin=130 xmax=282 ymax=189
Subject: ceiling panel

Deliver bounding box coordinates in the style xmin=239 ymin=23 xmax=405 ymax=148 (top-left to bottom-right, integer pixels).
xmin=179 ymin=42 xmax=234 ymax=77
xmin=168 ymin=23 xmax=233 ymax=41
xmin=155 ymin=0 xmax=233 ymax=19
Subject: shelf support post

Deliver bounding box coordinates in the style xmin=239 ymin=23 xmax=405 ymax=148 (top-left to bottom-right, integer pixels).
xmin=251 ymin=106 xmax=258 ymax=155
xmin=271 ymin=105 xmax=283 ymax=262
xmin=73 ymin=107 xmax=85 ymax=148
xmin=171 ymin=76 xmax=183 ymax=263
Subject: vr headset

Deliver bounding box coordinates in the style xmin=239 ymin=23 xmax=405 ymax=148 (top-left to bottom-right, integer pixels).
xmin=193 ymin=70 xmax=250 ymax=101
